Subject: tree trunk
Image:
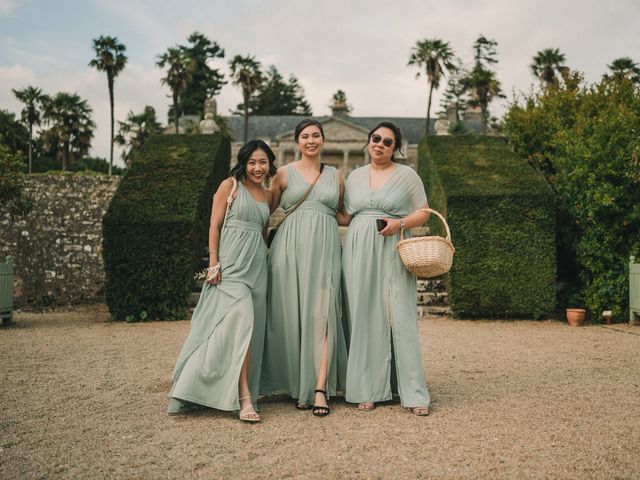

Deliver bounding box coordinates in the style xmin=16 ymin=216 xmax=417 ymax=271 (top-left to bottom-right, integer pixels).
xmin=28 ymin=123 xmax=33 ymax=174
xmin=243 ymin=90 xmax=249 ymax=142
xmin=426 ymin=82 xmax=434 ymax=135
xmin=62 ymin=141 xmax=69 ymax=171
xmin=173 ymin=92 xmax=179 ymax=134
xmin=108 ymin=73 xmax=114 ymax=176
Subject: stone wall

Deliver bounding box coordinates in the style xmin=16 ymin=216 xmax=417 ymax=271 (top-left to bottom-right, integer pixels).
xmin=0 ymin=174 xmax=120 ymax=308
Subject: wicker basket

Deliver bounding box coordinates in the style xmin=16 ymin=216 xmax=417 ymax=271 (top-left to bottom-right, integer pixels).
xmin=396 ymin=208 xmax=455 ymax=278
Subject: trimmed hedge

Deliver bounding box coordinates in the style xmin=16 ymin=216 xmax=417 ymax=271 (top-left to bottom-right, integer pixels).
xmin=103 ymin=134 xmax=230 ymax=320
xmin=420 ymin=136 xmax=556 ymax=318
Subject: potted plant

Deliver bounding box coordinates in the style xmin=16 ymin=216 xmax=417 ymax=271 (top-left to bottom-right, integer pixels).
xmin=566 ymin=291 xmax=586 ymax=326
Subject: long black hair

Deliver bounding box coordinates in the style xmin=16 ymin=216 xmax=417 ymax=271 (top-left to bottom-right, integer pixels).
xmin=365 ymin=121 xmax=404 ymax=162
xmin=294 ymin=119 xmax=325 ymax=142
xmin=229 ymin=139 xmax=277 ymax=181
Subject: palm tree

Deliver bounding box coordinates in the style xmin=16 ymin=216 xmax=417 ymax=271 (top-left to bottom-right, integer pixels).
xmin=89 ymin=36 xmax=127 ymax=176
xmin=42 ymin=93 xmax=95 ymax=171
xmin=157 ymin=47 xmax=196 ymax=134
xmin=606 ymin=57 xmax=640 ymax=84
xmin=229 ymin=55 xmax=263 ymax=142
xmin=115 ymin=106 xmax=162 ymax=166
xmin=408 ymin=38 xmax=457 ymax=134
xmin=11 ymin=85 xmax=48 ymax=173
xmin=531 ymin=48 xmax=569 ymax=87
xmin=462 ymin=67 xmax=505 ymax=134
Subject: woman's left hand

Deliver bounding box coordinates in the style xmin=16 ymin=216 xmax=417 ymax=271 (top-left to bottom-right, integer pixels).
xmin=379 ymin=218 xmax=402 ymax=236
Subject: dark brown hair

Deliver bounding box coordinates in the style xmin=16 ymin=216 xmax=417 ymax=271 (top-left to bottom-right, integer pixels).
xmin=229 ymin=139 xmax=277 ymax=180
xmin=294 ymin=119 xmax=325 ymax=142
xmin=365 ymin=121 xmax=404 ymax=161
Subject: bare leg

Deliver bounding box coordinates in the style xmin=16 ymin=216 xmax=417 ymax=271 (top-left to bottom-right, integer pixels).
xmin=314 ymin=334 xmax=329 ymax=409
xmin=238 ymin=348 xmax=259 ymax=421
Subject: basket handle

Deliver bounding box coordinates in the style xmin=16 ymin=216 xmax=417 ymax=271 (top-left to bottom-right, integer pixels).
xmin=400 ymin=208 xmax=452 ymax=242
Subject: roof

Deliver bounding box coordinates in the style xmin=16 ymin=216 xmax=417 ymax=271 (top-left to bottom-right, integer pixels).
xmin=222 ymin=115 xmax=435 ymax=144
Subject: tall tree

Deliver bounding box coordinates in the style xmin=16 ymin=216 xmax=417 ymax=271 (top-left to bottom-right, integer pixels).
xmin=463 ymin=35 xmax=505 ymax=134
xmin=41 ymin=93 xmax=95 ymax=171
xmin=12 ymin=85 xmax=47 ymax=173
xmin=329 ymin=89 xmax=352 ymax=114
xmin=115 ymin=106 xmax=162 ymax=166
xmin=463 ymin=67 xmax=505 ymax=134
xmin=157 ymin=47 xmax=196 ymax=134
xmin=439 ymin=71 xmax=468 ymax=122
xmin=229 ymin=55 xmax=263 ymax=142
xmin=606 ymin=57 xmax=640 ymax=84
xmin=531 ymin=48 xmax=568 ymax=87
xmin=408 ymin=38 xmax=458 ymax=134
xmin=472 ymin=35 xmax=498 ymax=68
xmin=243 ymin=65 xmax=311 ymax=115
xmin=0 ymin=109 xmax=29 ymax=157
xmin=178 ymin=32 xmax=225 ymax=117
xmin=89 ymin=35 xmax=127 ymax=176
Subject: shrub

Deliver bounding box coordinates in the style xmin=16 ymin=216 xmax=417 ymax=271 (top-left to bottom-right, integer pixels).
xmin=504 ymin=75 xmax=640 ymax=319
xmin=102 ymin=133 xmax=230 ymax=320
xmin=420 ymin=135 xmax=556 ymax=318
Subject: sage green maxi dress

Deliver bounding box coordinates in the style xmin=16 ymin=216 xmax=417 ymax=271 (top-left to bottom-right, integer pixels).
xmin=167 ymin=181 xmax=269 ymax=414
xmin=260 ymin=164 xmax=348 ymax=405
xmin=342 ymin=164 xmax=430 ymax=408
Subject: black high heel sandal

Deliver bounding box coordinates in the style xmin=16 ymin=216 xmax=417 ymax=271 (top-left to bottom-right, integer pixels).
xmin=312 ymin=389 xmax=331 ymax=417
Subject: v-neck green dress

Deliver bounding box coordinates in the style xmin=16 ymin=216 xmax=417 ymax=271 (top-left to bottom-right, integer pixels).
xmin=342 ymin=164 xmax=430 ymax=407
xmin=260 ymin=164 xmax=348 ymax=404
xmin=168 ymin=181 xmax=269 ymax=414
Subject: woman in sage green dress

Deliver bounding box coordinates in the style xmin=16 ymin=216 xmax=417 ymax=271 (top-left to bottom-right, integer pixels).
xmin=168 ymin=140 xmax=276 ymax=422
xmin=260 ymin=119 xmax=348 ymax=416
xmin=338 ymin=121 xmax=431 ymax=416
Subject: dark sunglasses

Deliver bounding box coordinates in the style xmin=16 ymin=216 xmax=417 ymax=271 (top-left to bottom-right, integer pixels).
xmin=371 ymin=134 xmax=394 ymax=148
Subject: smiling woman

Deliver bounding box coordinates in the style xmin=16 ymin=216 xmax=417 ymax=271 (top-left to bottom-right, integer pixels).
xmin=260 ymin=119 xmax=348 ymax=417
xmin=167 ymin=139 xmax=276 ymax=423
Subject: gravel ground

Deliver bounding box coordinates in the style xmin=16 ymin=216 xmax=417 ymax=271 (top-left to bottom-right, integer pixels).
xmin=1 ymin=305 xmax=639 ymax=479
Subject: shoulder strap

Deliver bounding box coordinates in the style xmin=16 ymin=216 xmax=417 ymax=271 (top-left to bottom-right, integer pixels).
xmin=273 ymin=164 xmax=324 ymax=229
xmin=221 ymin=177 xmax=238 ymax=231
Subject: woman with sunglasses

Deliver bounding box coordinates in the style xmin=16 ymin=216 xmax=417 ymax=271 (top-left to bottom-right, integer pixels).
xmin=260 ymin=119 xmax=348 ymax=417
xmin=338 ymin=121 xmax=431 ymax=416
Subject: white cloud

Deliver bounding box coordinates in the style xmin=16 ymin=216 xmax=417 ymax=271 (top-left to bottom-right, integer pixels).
xmin=0 ymin=0 xmax=20 ymax=15
xmin=3 ymin=0 xmax=640 ymax=161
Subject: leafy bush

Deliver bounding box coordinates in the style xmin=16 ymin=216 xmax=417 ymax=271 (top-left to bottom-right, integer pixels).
xmin=504 ymin=75 xmax=640 ymax=319
xmin=102 ymin=134 xmax=230 ymax=320
xmin=420 ymin=135 xmax=556 ymax=318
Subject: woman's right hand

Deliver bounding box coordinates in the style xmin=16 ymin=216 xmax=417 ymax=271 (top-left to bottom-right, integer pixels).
xmin=206 ymin=262 xmax=221 ymax=285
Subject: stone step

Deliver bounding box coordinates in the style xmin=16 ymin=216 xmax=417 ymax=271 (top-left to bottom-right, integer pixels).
xmin=187 ymin=292 xmax=200 ymax=308
xmin=418 ymin=306 xmax=452 ymax=318
xmin=417 ymin=291 xmax=448 ymax=306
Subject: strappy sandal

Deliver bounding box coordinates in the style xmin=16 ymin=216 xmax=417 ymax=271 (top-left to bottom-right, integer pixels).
xmin=295 ymin=402 xmax=312 ymax=410
xmin=358 ymin=402 xmax=375 ymax=411
xmin=411 ymin=406 xmax=429 ymax=416
xmin=312 ymin=389 xmax=330 ymax=417
xmin=238 ymin=395 xmax=260 ymax=423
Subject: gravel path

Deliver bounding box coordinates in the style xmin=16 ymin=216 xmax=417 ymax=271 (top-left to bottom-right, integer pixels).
xmin=1 ymin=305 xmax=639 ymax=479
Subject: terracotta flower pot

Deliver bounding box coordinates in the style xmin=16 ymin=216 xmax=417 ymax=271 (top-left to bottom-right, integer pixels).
xmin=566 ymin=308 xmax=586 ymax=326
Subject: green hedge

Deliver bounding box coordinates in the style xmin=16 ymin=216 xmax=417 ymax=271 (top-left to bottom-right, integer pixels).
xmin=102 ymin=134 xmax=230 ymax=320
xmin=420 ymin=136 xmax=556 ymax=318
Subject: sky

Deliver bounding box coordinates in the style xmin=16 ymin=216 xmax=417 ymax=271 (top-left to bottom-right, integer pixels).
xmin=1 ymin=0 xmax=639 ymax=166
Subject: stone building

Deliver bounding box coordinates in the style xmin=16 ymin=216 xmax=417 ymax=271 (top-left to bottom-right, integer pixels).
xmin=221 ymin=102 xmax=484 ymax=173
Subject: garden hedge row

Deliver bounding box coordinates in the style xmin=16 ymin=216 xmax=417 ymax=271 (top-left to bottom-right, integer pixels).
xmin=419 ymin=136 xmax=556 ymax=318
xmin=103 ymin=134 xmax=230 ymax=320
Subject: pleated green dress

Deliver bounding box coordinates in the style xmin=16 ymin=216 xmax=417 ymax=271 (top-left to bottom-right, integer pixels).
xmin=168 ymin=181 xmax=269 ymax=414
xmin=342 ymin=164 xmax=430 ymax=408
xmin=260 ymin=164 xmax=348 ymax=404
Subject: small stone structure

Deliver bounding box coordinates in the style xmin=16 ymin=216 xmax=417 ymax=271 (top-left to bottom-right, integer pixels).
xmin=0 ymin=175 xmax=120 ymax=307
xmin=199 ymin=98 xmax=220 ymax=134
